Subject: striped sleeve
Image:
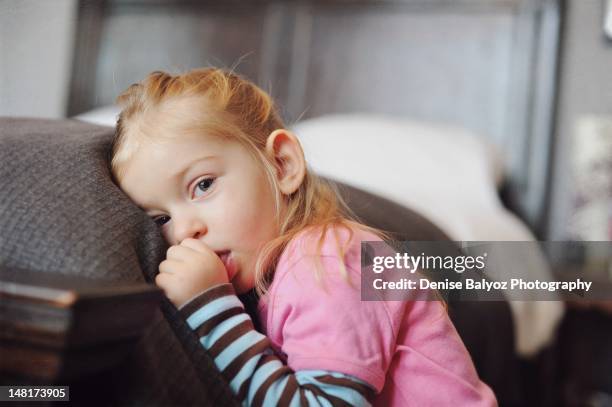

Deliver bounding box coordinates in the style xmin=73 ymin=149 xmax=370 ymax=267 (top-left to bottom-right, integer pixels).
xmin=179 ymin=283 xmax=377 ymax=407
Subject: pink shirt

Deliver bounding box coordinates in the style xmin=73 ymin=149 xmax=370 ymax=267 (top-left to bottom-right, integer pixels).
xmin=257 ymin=225 xmax=497 ymax=406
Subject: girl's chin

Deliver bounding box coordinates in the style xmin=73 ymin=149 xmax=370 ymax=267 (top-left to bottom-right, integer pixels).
xmin=232 ymin=281 xmax=251 ymax=294
xmin=231 ymin=275 xmax=256 ymax=295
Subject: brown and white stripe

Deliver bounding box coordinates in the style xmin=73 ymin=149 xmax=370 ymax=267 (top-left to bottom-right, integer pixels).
xmin=180 ymin=283 xmax=376 ymax=406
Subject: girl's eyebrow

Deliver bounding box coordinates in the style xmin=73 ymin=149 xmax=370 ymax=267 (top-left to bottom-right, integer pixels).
xmin=171 ymin=155 xmax=218 ymax=181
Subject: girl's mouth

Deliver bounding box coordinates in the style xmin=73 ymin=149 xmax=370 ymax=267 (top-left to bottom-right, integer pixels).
xmin=217 ymin=251 xmax=236 ymax=280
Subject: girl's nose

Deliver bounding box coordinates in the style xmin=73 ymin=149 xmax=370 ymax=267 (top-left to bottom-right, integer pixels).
xmin=173 ymin=214 xmax=207 ymax=244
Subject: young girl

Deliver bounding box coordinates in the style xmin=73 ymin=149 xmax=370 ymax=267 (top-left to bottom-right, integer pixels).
xmin=111 ymin=68 xmax=497 ymax=406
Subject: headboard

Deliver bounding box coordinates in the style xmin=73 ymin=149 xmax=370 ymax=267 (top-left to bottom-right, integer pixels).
xmin=69 ymin=0 xmax=562 ymax=237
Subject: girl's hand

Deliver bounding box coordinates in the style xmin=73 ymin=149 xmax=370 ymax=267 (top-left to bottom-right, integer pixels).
xmin=155 ymin=238 xmax=229 ymax=308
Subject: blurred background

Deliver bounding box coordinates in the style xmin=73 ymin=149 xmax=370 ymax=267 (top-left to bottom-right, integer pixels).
xmin=1 ymin=0 xmax=611 ymax=405
xmin=1 ymin=0 xmax=611 ymax=242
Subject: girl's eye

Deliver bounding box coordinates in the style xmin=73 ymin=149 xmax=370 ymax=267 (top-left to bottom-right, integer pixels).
xmin=153 ymin=215 xmax=170 ymax=226
xmin=193 ymin=177 xmax=215 ymax=198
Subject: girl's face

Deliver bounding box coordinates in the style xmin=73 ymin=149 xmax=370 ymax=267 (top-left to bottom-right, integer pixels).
xmin=118 ymin=131 xmax=280 ymax=294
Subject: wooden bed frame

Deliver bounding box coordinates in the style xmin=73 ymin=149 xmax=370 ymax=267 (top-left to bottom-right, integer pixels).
xmin=68 ymin=0 xmax=562 ymax=238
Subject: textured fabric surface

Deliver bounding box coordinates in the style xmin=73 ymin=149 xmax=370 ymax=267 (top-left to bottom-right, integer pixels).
xmin=0 ymin=118 xmax=238 ymax=406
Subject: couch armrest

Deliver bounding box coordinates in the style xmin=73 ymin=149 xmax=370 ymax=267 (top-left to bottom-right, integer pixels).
xmin=0 ymin=269 xmax=162 ymax=382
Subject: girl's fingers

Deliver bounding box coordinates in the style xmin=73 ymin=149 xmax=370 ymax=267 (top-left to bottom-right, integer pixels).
xmin=159 ymin=258 xmax=182 ymax=274
xmin=166 ymin=244 xmax=197 ymax=261
xmin=179 ymin=238 xmax=211 ymax=254
xmin=155 ymin=269 xmax=171 ymax=288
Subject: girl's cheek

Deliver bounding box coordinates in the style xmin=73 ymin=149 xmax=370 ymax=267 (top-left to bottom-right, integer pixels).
xmin=161 ymin=226 xmax=174 ymax=245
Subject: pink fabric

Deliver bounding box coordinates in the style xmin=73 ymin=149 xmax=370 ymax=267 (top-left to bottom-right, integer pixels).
xmin=257 ymin=226 xmax=497 ymax=406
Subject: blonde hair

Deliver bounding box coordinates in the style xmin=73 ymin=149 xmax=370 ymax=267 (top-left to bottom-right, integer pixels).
xmin=111 ymin=67 xmax=383 ymax=297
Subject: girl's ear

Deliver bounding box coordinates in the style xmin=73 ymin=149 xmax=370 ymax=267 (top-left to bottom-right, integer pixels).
xmin=265 ymin=129 xmax=306 ymax=195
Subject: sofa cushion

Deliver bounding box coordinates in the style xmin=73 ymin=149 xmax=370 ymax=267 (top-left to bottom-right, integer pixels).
xmin=0 ymin=118 xmax=238 ymax=406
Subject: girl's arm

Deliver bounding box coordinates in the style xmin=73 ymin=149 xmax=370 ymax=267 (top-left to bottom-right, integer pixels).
xmin=180 ymin=283 xmax=376 ymax=407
